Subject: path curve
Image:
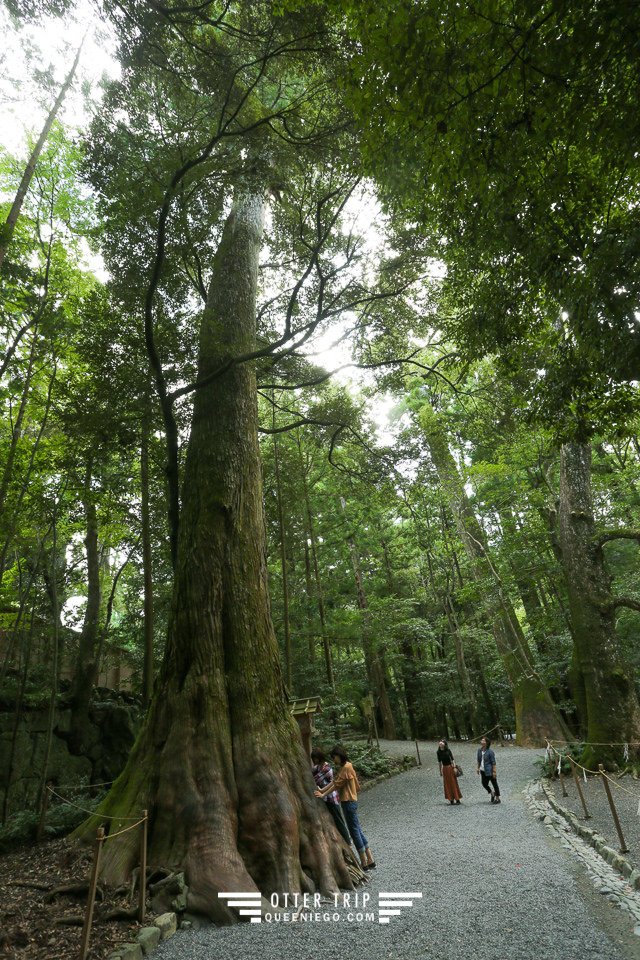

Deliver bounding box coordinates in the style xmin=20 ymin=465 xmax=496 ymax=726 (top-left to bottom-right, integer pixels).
xmin=154 ymin=739 xmax=638 ymax=960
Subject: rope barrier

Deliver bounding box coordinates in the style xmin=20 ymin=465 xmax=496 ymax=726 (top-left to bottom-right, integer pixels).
xmin=547 ymin=739 xmax=640 ymax=747
xmin=102 ymin=817 xmax=147 ymax=840
xmin=545 ymin=742 xmax=640 ymax=799
xmin=468 ymin=723 xmax=503 ymax=742
xmin=47 ymin=781 xmax=114 ymax=791
xmin=46 ymin=786 xmax=141 ymax=820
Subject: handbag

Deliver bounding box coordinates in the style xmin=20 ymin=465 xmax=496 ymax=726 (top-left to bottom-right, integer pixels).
xmin=454 ymin=763 xmax=463 ymax=777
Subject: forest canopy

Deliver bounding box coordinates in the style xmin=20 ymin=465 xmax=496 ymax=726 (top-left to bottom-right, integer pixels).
xmin=1 ymin=0 xmax=639 ymax=921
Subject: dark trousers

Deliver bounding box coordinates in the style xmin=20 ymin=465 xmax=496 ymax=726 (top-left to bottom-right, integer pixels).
xmin=326 ymin=800 xmax=351 ymax=845
xmin=480 ymin=772 xmax=501 ymax=797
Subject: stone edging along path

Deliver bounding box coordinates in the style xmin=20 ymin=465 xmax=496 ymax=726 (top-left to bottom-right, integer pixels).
xmin=539 ymin=778 xmax=640 ymax=891
xmin=104 ymin=757 xmax=417 ymax=960
xmin=107 ymin=911 xmax=178 ymax=960
xmin=525 ymin=779 xmax=640 ymax=937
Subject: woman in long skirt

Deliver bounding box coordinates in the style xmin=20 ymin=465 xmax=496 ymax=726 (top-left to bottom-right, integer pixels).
xmin=437 ymin=738 xmax=462 ymax=805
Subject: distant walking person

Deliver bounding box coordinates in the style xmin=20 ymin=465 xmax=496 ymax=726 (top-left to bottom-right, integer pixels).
xmin=311 ymin=748 xmax=352 ymax=846
xmin=314 ymin=745 xmax=376 ymax=871
xmin=437 ymin=738 xmax=462 ymax=805
xmin=476 ymin=735 xmax=501 ymax=803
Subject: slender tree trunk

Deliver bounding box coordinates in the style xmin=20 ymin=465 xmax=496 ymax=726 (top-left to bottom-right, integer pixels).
xmin=297 ymin=435 xmax=333 ymax=688
xmin=69 ymin=461 xmax=101 ymax=751
xmin=303 ymin=539 xmax=316 ymax=663
xmin=0 ymin=331 xmax=38 ymax=520
xmin=419 ymin=403 xmax=570 ymax=745
xmin=141 ymin=402 xmax=155 ymax=706
xmin=341 ymin=506 xmax=396 ymax=739
xmin=558 ymin=442 xmax=640 ymax=765
xmin=77 ymin=184 xmax=353 ymax=917
xmin=38 ymin=505 xmax=60 ymax=815
xmin=468 ymin=649 xmax=500 ymax=729
xmin=2 ymin=603 xmax=36 ymax=823
xmin=0 ymin=318 xmax=37 ymax=382
xmin=0 ymin=360 xmax=56 ymax=584
xmin=444 ymin=594 xmax=480 ymax=734
xmin=0 ymin=42 xmax=83 ymax=272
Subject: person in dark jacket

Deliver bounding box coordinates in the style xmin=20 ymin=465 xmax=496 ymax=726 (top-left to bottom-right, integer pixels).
xmin=311 ymin=748 xmax=352 ymax=845
xmin=476 ymin=735 xmax=501 ymax=803
xmin=437 ymin=738 xmax=462 ymax=805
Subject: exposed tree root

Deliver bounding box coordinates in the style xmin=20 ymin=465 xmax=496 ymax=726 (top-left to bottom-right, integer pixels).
xmin=45 ymin=882 xmax=103 ymax=902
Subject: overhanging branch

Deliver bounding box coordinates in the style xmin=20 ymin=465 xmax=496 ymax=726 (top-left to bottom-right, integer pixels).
xmin=597 ymin=530 xmax=640 ymax=548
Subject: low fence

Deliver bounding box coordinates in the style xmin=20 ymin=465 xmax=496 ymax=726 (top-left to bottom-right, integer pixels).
xmin=41 ymin=783 xmax=148 ymax=960
xmin=545 ymin=740 xmax=640 ymax=858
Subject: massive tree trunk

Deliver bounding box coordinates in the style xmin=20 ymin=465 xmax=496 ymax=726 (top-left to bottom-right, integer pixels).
xmin=77 ymin=185 xmax=353 ymax=920
xmin=419 ymin=403 xmax=570 ymax=745
xmin=558 ymin=442 xmax=640 ymax=766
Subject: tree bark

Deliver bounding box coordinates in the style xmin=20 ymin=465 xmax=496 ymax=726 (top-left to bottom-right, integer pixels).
xmin=558 ymin=442 xmax=640 ymax=765
xmin=419 ymin=402 xmax=570 ymax=745
xmin=38 ymin=505 xmax=60 ymax=815
xmin=341 ymin=505 xmax=396 ymax=739
xmin=0 ymin=331 xmax=38 ymax=521
xmin=141 ymin=401 xmax=155 ymax=707
xmin=77 ymin=184 xmax=353 ymax=918
xmin=69 ymin=461 xmax=102 ymax=752
xmin=297 ymin=435 xmax=333 ymax=687
xmin=272 ymin=421 xmax=292 ymax=690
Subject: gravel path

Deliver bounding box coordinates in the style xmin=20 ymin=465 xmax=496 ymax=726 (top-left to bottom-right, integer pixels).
xmin=154 ymin=740 xmax=638 ymax=960
xmin=546 ymin=768 xmax=640 ymax=870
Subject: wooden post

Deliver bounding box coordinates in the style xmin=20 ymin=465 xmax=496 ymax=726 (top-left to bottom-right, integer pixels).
xmin=415 ymin=739 xmax=422 ymax=766
xmin=79 ymin=826 xmax=104 ymax=960
xmin=569 ymin=758 xmax=591 ymax=819
xmin=371 ymin=709 xmax=380 ymax=750
xmin=558 ymin=759 xmax=568 ymax=798
xmin=598 ymin=764 xmax=628 ymax=853
xmin=139 ymin=810 xmax=148 ymax=922
xmin=36 ymin=782 xmax=51 ymax=841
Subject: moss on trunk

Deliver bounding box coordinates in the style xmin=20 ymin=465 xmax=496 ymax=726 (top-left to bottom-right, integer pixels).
xmin=419 ymin=403 xmax=570 ymax=746
xmin=75 ymin=184 xmax=354 ymax=920
xmin=558 ymin=442 xmax=640 ymax=767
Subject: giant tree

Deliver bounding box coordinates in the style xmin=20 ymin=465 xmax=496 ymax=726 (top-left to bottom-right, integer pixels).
xmin=75 ymin=2 xmax=380 ymax=917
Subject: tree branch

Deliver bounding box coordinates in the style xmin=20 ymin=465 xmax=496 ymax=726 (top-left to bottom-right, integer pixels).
xmin=603 ymin=597 xmax=640 ymax=614
xmin=597 ymin=530 xmax=640 ymax=548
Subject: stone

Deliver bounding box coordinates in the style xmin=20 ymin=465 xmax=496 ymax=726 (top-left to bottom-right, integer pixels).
xmin=629 ymin=870 xmax=640 ymax=890
xmin=150 ymin=872 xmax=188 ymax=914
xmin=181 ymin=912 xmax=212 ymax=930
xmin=154 ymin=912 xmax=177 ymax=940
xmin=118 ymin=945 xmax=143 ymax=960
xmin=137 ymin=926 xmax=161 ymax=955
xmin=634 ymin=924 xmax=640 ymax=937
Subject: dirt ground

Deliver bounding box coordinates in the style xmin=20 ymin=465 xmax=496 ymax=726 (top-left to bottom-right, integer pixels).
xmin=0 ymin=836 xmax=147 ymax=959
